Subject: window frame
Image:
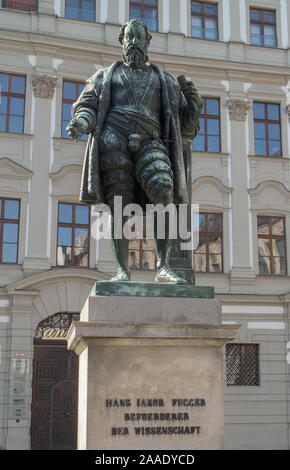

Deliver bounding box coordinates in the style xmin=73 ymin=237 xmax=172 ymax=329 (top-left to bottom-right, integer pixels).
xmin=0 ymin=197 xmax=21 ymax=265
xmin=193 ymin=212 xmax=223 ymax=273
xmin=191 ymin=0 xmax=219 ymax=41
xmin=61 ymin=79 xmax=87 ymax=140
xmin=257 ymin=215 xmax=287 ymax=276
xmin=250 ymin=7 xmax=277 ymax=48
xmin=57 ymin=202 xmax=90 ymax=267
xmin=253 ymin=101 xmax=282 ymax=157
xmin=0 ymin=72 xmax=26 ymax=134
xmin=64 ymin=0 xmax=96 ymax=22
xmin=193 ymin=97 xmax=221 ymax=153
xmin=129 ymin=0 xmax=159 ymax=32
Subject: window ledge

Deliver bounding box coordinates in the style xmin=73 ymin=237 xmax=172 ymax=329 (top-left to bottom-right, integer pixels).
xmin=185 ymin=36 xmax=222 ymax=45
xmin=0 ymin=263 xmax=21 ymax=270
xmin=248 ymin=43 xmax=281 ymax=51
xmin=192 ymin=151 xmax=230 ymax=158
xmin=130 ymin=269 xmax=155 ymax=272
xmin=61 ymin=16 xmax=96 ymax=24
xmin=257 ymin=274 xmax=289 ymax=278
xmin=53 ymin=137 xmax=87 ymax=145
xmin=195 ymin=271 xmax=226 ymax=275
xmin=0 ymin=8 xmax=38 ymax=14
xmin=0 ymin=131 xmax=33 ymax=140
xmin=248 ymin=154 xmax=289 ymax=162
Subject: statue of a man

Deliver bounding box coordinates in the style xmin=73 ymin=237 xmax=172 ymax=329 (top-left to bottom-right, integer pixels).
xmin=66 ymin=19 xmax=202 ymax=283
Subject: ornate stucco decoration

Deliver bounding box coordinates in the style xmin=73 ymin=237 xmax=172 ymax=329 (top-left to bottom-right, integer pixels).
xmin=32 ymin=75 xmax=57 ymax=99
xmin=227 ymin=99 xmax=250 ymax=121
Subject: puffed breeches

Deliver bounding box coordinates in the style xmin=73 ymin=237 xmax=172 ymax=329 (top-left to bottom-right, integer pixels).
xmin=99 ymin=125 xmax=174 ymax=210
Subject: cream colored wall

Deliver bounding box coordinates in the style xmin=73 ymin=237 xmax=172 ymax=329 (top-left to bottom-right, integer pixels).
xmin=221 ymin=296 xmax=290 ymax=450
xmin=0 ymin=0 xmax=289 ymax=451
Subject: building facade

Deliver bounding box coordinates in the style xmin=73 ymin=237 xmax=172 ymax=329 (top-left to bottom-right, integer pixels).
xmin=0 ymin=0 xmax=289 ymax=450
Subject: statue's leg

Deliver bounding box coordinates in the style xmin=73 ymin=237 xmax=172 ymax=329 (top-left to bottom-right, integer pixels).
xmin=110 ymin=215 xmax=130 ymax=282
xmin=135 ymin=140 xmax=187 ymax=284
xmin=99 ymin=126 xmax=134 ymax=281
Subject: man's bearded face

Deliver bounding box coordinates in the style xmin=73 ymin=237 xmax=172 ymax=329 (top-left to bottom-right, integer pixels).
xmin=122 ymin=24 xmax=148 ymax=70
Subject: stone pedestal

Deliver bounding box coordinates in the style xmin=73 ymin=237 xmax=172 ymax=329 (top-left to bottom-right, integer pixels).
xmin=67 ymin=282 xmax=239 ymax=450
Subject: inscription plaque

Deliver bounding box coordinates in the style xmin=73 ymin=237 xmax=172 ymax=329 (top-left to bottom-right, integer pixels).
xmin=105 ymin=397 xmax=206 ymax=439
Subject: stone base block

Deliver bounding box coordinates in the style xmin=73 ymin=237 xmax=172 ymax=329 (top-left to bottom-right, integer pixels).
xmin=68 ymin=318 xmax=238 ymax=449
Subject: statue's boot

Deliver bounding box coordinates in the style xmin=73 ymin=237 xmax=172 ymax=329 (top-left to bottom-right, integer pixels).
xmin=110 ymin=221 xmax=130 ymax=282
xmin=154 ymin=238 xmax=187 ymax=284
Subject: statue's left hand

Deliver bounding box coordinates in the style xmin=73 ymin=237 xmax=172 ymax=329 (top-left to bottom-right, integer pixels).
xmin=177 ymin=76 xmax=203 ymax=113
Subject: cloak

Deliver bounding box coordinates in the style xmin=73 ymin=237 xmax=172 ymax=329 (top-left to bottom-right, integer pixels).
xmin=72 ymin=61 xmax=200 ymax=206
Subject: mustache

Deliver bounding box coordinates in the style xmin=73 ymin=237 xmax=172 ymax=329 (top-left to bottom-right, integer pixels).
xmin=124 ymin=44 xmax=144 ymax=55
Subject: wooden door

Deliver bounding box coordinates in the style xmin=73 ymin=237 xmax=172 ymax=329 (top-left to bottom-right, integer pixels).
xmin=31 ymin=340 xmax=78 ymax=450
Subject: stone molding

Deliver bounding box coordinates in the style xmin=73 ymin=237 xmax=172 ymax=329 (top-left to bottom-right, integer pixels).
xmin=192 ymin=175 xmax=232 ymax=195
xmin=32 ymin=75 xmax=57 ymax=99
xmin=0 ymin=157 xmax=33 ymax=178
xmin=227 ymin=99 xmax=250 ymax=121
xmin=248 ymin=180 xmax=290 ymax=198
xmin=49 ymin=164 xmax=82 ymax=181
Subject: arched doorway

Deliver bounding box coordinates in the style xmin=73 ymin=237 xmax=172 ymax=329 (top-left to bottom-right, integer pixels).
xmin=31 ymin=312 xmax=80 ymax=450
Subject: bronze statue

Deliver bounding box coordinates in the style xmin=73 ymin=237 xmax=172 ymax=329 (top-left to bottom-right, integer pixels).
xmin=66 ymin=19 xmax=202 ymax=283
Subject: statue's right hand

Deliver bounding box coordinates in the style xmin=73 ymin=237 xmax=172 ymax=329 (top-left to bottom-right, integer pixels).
xmin=66 ymin=117 xmax=89 ymax=140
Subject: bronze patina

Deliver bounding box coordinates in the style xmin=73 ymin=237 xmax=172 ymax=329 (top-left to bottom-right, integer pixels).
xmin=66 ymin=19 xmax=202 ymax=284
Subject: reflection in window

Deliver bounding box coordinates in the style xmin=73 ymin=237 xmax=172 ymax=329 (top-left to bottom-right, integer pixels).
xmin=194 ymin=213 xmax=223 ymax=272
xmin=128 ymin=221 xmax=156 ymax=270
xmin=193 ymin=97 xmax=220 ymax=153
xmin=65 ymin=0 xmax=95 ymax=22
xmin=191 ymin=1 xmax=218 ymax=41
xmin=129 ymin=0 xmax=158 ymax=32
xmin=0 ymin=73 xmax=25 ymax=134
xmin=0 ymin=198 xmax=20 ymax=263
xmin=250 ymin=8 xmax=277 ymax=48
xmin=62 ymin=80 xmax=87 ymax=140
xmin=57 ymin=202 xmax=90 ymax=267
xmin=254 ymin=102 xmax=281 ymax=157
xmin=257 ymin=216 xmax=286 ymax=275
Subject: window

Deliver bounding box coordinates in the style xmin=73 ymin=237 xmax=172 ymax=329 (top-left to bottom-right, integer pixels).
xmin=0 ymin=73 xmax=25 ymax=134
xmin=193 ymin=97 xmax=220 ymax=153
xmin=128 ymin=238 xmax=156 ymax=270
xmin=257 ymin=216 xmax=286 ymax=275
xmin=57 ymin=202 xmax=90 ymax=267
xmin=254 ymin=102 xmax=281 ymax=157
xmin=250 ymin=8 xmax=277 ymax=48
xmin=65 ymin=0 xmax=95 ymax=22
xmin=193 ymin=213 xmax=223 ymax=272
xmin=62 ymin=80 xmax=87 ymax=140
xmin=128 ymin=220 xmax=156 ymax=270
xmin=129 ymin=0 xmax=158 ymax=32
xmin=2 ymin=0 xmax=38 ymax=11
xmin=191 ymin=1 xmax=218 ymax=40
xmin=0 ymin=198 xmax=20 ymax=264
xmin=226 ymin=344 xmax=259 ymax=386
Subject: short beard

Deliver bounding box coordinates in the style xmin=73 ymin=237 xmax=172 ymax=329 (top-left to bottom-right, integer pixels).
xmin=123 ymin=49 xmax=147 ymax=70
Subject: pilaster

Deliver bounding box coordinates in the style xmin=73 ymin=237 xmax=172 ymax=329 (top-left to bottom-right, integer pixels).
xmin=228 ymin=0 xmax=242 ymax=43
xmin=23 ymin=59 xmax=57 ymax=273
xmin=227 ymin=75 xmax=256 ymax=289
